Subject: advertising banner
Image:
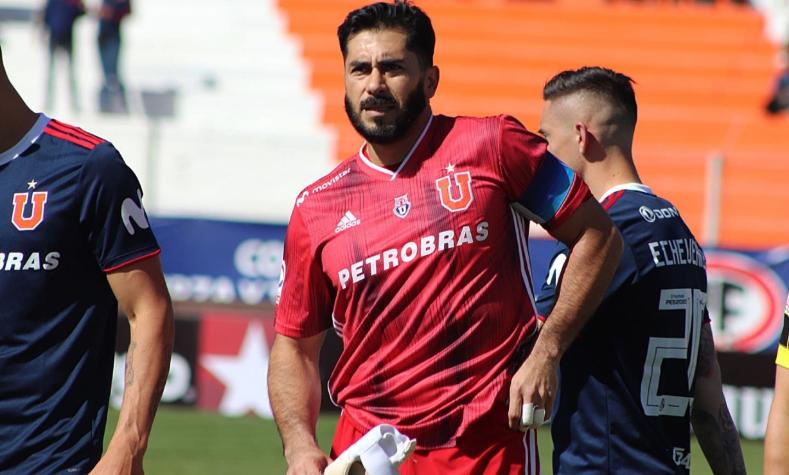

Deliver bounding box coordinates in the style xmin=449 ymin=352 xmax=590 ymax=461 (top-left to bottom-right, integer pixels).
xmin=130 ymin=218 xmax=787 ymax=438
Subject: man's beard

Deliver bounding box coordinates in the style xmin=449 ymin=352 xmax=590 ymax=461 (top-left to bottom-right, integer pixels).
xmin=344 ymin=83 xmax=428 ymax=145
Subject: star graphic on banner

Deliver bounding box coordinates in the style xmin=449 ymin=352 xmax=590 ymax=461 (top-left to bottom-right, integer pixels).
xmin=201 ymin=322 xmax=273 ymax=418
xmin=445 ymin=163 xmax=455 ymax=173
xmin=27 ymin=179 xmax=37 ymax=190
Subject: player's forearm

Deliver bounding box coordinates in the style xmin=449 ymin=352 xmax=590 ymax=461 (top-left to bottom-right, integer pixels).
xmin=533 ymin=223 xmax=622 ymax=361
xmin=268 ymin=334 xmax=324 ymax=461
xmin=764 ymin=367 xmax=789 ymax=475
xmin=691 ymin=393 xmax=745 ymax=475
xmin=691 ymin=325 xmax=746 ymax=475
xmin=109 ymin=304 xmax=174 ymax=455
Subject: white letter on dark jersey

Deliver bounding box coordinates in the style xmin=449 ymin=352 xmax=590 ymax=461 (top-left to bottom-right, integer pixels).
xmin=649 ymin=242 xmax=664 ymax=267
xmin=121 ymin=189 xmax=150 ymax=236
xmin=6 ymin=252 xmax=23 ymax=271
xmin=22 ymin=253 xmax=40 ymax=270
xmin=43 ymin=252 xmax=60 ymax=270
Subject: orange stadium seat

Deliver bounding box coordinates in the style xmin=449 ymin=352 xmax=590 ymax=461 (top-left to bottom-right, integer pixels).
xmin=277 ymin=0 xmax=789 ymax=248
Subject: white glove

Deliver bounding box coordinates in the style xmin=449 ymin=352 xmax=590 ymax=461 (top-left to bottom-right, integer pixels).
xmin=324 ymin=424 xmax=417 ymax=475
xmin=520 ymin=402 xmax=548 ymax=431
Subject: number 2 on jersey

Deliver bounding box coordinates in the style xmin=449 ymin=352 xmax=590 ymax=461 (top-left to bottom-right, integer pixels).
xmin=640 ymin=288 xmax=706 ymax=417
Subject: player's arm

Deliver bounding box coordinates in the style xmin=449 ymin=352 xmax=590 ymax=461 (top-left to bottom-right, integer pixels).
xmin=269 ymin=331 xmax=331 ymax=475
xmin=765 ymin=309 xmax=789 ymax=475
xmin=92 ymin=256 xmax=174 ymax=475
xmin=509 ymin=198 xmax=622 ymax=429
xmin=690 ymin=323 xmax=746 ymax=475
xmin=765 ymin=365 xmax=789 ymax=474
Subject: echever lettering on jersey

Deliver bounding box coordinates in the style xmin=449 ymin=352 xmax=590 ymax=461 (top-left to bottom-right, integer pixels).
xmin=435 ymin=165 xmax=473 ymax=212
xmin=337 ymin=221 xmax=489 ymax=289
xmin=120 ymin=189 xmax=150 ymax=235
xmin=707 ymin=250 xmax=787 ymax=353
xmin=393 ymin=194 xmax=411 ymax=218
xmin=12 ymin=179 xmax=48 ymax=231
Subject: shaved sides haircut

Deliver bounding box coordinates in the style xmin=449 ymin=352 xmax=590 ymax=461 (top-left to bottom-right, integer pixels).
xmin=543 ymin=67 xmax=637 ymax=131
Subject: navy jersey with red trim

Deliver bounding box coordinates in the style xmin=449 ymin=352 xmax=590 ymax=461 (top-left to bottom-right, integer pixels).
xmin=0 ymin=115 xmax=159 ymax=473
xmin=537 ymin=186 xmax=707 ymax=475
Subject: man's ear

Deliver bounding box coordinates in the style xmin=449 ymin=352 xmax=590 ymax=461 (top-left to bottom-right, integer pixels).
xmin=575 ymin=122 xmax=590 ymax=156
xmin=424 ymin=65 xmax=439 ymax=99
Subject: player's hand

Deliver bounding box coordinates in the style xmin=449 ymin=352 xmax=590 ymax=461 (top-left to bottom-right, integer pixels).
xmin=507 ymin=349 xmax=559 ymax=431
xmin=89 ymin=447 xmax=143 ymax=475
xmin=285 ymin=444 xmax=332 ymax=475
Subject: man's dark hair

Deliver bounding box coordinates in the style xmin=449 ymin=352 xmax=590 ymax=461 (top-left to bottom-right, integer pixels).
xmin=543 ymin=66 xmax=638 ymax=127
xmin=337 ymin=1 xmax=435 ymax=68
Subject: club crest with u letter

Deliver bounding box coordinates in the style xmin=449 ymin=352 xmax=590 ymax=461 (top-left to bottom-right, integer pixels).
xmin=393 ymin=194 xmax=411 ymax=218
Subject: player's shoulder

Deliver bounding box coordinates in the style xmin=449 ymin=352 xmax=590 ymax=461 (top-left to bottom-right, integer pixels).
xmin=447 ymin=113 xmax=524 ymax=132
xmin=291 ymin=157 xmax=357 ymax=211
xmin=41 ymin=118 xmax=110 ymax=154
xmin=39 ymin=118 xmax=125 ymax=165
xmin=603 ymin=186 xmax=681 ymax=227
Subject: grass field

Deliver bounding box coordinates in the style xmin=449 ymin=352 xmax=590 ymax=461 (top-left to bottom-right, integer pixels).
xmin=108 ymin=407 xmax=764 ymax=474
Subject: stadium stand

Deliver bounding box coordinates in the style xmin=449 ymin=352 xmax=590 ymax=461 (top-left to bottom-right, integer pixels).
xmin=278 ymin=0 xmax=789 ymax=248
xmin=0 ymin=0 xmax=335 ymax=223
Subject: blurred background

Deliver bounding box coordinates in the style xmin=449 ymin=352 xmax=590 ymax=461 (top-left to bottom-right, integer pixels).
xmin=1 ymin=0 xmax=788 ymax=472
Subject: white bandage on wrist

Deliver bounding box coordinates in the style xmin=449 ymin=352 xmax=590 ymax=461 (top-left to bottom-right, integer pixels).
xmin=324 ymin=424 xmax=417 ymax=475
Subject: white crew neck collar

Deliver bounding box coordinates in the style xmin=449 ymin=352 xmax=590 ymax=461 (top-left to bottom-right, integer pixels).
xmin=599 ymin=183 xmax=653 ymax=202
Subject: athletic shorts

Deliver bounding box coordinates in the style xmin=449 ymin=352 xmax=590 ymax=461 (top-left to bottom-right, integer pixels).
xmin=330 ymin=408 xmax=541 ymax=475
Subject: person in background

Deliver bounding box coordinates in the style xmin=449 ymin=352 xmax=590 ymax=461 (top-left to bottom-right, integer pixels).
xmin=97 ymin=0 xmax=130 ymax=113
xmin=41 ymin=0 xmax=85 ymax=112
xmin=764 ymin=294 xmax=789 ymax=474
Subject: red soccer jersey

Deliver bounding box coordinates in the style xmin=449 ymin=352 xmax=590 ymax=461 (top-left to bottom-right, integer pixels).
xmin=275 ymin=114 xmax=590 ymax=448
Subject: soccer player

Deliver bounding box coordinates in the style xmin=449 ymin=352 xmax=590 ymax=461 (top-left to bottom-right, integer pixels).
xmin=0 ymin=46 xmax=173 ymax=473
xmin=765 ymin=293 xmax=789 ymax=474
xmin=536 ymin=67 xmax=745 ymax=474
xmin=268 ymin=2 xmax=623 ymax=474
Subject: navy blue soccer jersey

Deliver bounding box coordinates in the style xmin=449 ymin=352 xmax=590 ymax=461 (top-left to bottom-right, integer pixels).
xmin=537 ymin=184 xmax=708 ymax=475
xmin=0 ymin=115 xmax=159 ymax=473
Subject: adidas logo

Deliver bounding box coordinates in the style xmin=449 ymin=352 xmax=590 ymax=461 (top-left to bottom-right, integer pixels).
xmin=335 ymin=211 xmax=361 ymax=233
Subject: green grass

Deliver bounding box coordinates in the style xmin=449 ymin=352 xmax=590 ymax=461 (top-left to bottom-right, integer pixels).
xmin=106 ymin=407 xmax=763 ymax=474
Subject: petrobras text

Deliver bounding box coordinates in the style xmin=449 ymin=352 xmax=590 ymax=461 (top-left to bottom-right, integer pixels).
xmin=0 ymin=251 xmax=60 ymax=271
xmin=338 ymin=221 xmax=489 ymax=289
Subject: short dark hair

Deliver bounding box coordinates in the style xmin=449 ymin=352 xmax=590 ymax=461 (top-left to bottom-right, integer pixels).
xmin=337 ymin=1 xmax=436 ymax=68
xmin=543 ymin=66 xmax=637 ymax=126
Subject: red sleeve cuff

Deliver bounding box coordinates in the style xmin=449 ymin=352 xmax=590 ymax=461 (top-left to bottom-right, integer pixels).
xmin=103 ymin=249 xmax=161 ymax=273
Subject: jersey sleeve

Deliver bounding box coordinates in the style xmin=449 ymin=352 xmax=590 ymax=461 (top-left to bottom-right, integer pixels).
xmin=77 ymin=142 xmax=160 ymax=272
xmin=777 ymin=296 xmax=789 ymax=369
xmin=274 ymin=206 xmax=334 ymax=338
xmin=536 ymin=243 xmax=568 ymax=318
xmin=536 ymin=238 xmax=637 ymax=319
xmin=496 ymin=115 xmax=592 ymax=232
